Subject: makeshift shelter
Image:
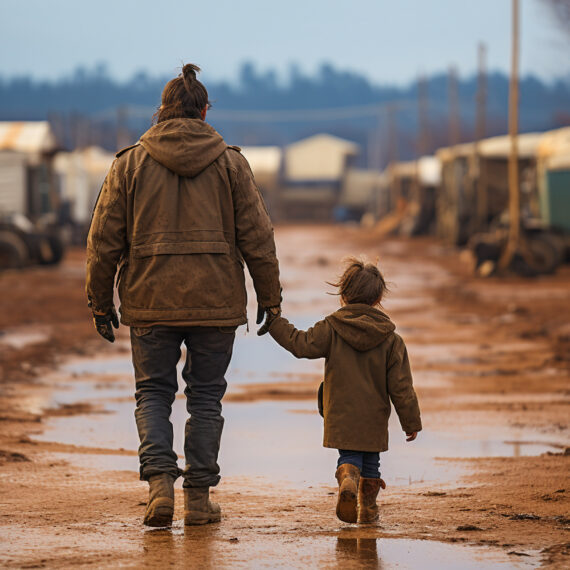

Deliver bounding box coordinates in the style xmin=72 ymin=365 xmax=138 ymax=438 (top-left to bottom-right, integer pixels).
xmin=337 ymin=168 xmax=387 ymax=222
xmin=536 ymin=128 xmax=570 ymax=232
xmin=436 ymin=133 xmax=542 ymax=245
xmin=384 ymin=156 xmax=441 ymax=235
xmin=279 ymin=134 xmax=359 ymax=220
xmin=240 ymin=146 xmax=282 ymax=215
xmin=54 ymin=146 xmax=115 ymax=227
xmin=0 ymin=121 xmax=59 ymax=220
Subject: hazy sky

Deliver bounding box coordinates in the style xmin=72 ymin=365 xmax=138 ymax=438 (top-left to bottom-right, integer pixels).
xmin=1 ymin=0 xmax=568 ymax=85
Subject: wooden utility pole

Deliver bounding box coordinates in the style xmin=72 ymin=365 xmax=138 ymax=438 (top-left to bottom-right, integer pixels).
xmin=448 ymin=66 xmax=461 ymax=146
xmin=417 ymin=75 xmax=430 ymax=156
xmin=387 ymin=104 xmax=400 ymax=210
xmin=475 ymin=43 xmax=487 ymax=143
xmin=367 ymin=110 xmax=384 ymax=171
xmin=475 ymin=42 xmax=488 ymax=228
xmin=415 ymin=75 xmax=430 ymax=207
xmin=499 ymin=0 xmax=521 ymax=270
xmin=116 ymin=106 xmax=130 ymax=152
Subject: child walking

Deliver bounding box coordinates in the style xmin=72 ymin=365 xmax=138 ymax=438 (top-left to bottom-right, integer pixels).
xmin=267 ymin=258 xmax=422 ymax=524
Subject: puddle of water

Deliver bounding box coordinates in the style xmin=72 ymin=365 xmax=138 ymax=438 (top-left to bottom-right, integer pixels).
xmin=0 ymin=329 xmax=49 ymax=349
xmin=35 ymin=384 xmax=562 ymax=489
xmin=38 ymin=311 xmax=565 ymax=488
xmin=0 ymin=523 xmax=537 ymax=569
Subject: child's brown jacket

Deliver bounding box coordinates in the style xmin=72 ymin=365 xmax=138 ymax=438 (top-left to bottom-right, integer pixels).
xmin=269 ymin=304 xmax=422 ymax=452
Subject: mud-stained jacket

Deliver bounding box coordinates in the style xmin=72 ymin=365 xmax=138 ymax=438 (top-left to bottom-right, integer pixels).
xmin=86 ymin=118 xmax=281 ymax=326
xmin=269 ymin=304 xmax=422 ymax=452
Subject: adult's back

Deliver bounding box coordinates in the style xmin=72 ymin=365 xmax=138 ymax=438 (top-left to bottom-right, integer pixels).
xmin=87 ymin=117 xmax=280 ymax=325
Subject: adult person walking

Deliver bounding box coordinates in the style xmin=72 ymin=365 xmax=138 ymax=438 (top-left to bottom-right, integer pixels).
xmin=86 ymin=63 xmax=281 ymax=528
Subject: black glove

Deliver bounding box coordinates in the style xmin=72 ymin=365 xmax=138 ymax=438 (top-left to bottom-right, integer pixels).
xmin=93 ymin=308 xmax=119 ymax=343
xmin=257 ymin=306 xmax=281 ymax=336
xmin=256 ymin=304 xmax=265 ymax=326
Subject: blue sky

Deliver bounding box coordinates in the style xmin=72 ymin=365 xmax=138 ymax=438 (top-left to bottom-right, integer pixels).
xmin=1 ymin=0 xmax=568 ymax=85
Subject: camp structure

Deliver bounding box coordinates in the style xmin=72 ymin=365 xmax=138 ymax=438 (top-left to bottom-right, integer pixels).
xmin=535 ymin=127 xmax=570 ymax=236
xmin=0 ymin=121 xmax=65 ymax=269
xmin=0 ymin=121 xmax=59 ymax=220
xmin=53 ymin=146 xmax=115 ymax=239
xmin=436 ymin=133 xmax=542 ymax=246
xmin=336 ymin=168 xmax=387 ymax=223
xmin=278 ymin=134 xmax=359 ymax=221
xmin=239 ymin=146 xmax=282 ymax=217
xmin=385 ymin=156 xmax=441 ymax=236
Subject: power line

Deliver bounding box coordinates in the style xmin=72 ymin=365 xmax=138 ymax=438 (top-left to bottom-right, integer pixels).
xmin=209 ymin=101 xmax=417 ymax=122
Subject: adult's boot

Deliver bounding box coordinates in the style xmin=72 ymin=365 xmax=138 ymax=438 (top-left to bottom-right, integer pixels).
xmin=357 ymin=477 xmax=386 ymax=524
xmin=335 ymin=463 xmax=360 ymax=523
xmin=184 ymin=487 xmax=221 ymax=525
xmin=143 ymin=473 xmax=175 ymax=527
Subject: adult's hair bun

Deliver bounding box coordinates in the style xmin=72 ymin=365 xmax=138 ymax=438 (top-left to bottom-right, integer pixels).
xmin=182 ymin=63 xmax=201 ymax=81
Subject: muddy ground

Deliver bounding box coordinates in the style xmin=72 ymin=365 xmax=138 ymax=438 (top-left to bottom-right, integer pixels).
xmin=0 ymin=225 xmax=568 ymax=569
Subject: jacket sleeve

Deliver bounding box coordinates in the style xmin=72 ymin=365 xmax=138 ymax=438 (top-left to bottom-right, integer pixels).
xmin=386 ymin=335 xmax=422 ymax=433
xmin=231 ymin=153 xmax=281 ymax=308
xmin=269 ymin=317 xmax=331 ymax=359
xmin=85 ymin=160 xmax=127 ymax=313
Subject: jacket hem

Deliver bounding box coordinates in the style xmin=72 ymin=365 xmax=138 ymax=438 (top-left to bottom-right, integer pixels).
xmin=323 ymin=441 xmax=388 ymax=453
xmin=120 ymin=312 xmax=247 ymax=328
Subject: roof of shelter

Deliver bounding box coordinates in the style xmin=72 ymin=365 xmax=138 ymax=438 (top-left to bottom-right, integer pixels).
xmin=240 ymin=146 xmax=282 ymax=175
xmin=284 ymin=134 xmax=359 ymax=182
xmin=0 ymin=122 xmax=57 ymax=154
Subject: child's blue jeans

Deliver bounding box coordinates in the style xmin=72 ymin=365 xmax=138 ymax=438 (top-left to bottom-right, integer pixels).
xmin=338 ymin=450 xmax=380 ymax=478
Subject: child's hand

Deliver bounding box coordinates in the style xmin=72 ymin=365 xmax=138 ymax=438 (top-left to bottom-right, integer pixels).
xmin=405 ymin=432 xmax=417 ymax=442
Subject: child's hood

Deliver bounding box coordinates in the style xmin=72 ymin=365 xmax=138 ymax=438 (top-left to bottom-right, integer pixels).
xmin=325 ymin=304 xmax=396 ymax=352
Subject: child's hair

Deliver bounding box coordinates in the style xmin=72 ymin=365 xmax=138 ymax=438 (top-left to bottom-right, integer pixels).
xmin=329 ymin=257 xmax=388 ymax=306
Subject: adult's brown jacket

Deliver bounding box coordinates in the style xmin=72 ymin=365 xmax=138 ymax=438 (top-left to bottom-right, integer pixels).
xmin=269 ymin=304 xmax=422 ymax=452
xmin=86 ymin=118 xmax=281 ymax=326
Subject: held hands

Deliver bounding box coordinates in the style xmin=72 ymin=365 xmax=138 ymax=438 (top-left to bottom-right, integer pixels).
xmin=92 ymin=308 xmax=119 ymax=343
xmin=256 ymin=304 xmax=281 ymax=336
xmin=406 ymin=432 xmax=418 ymax=442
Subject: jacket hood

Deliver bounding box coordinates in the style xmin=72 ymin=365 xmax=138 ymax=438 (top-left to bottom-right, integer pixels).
xmin=326 ymin=304 xmax=395 ymax=351
xmin=139 ymin=118 xmax=227 ymax=178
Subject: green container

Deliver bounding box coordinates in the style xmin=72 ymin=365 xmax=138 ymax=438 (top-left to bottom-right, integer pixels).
xmin=542 ymin=169 xmax=570 ymax=232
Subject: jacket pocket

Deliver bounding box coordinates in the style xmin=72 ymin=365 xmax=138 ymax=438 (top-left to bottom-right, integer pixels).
xmin=132 ymin=241 xmax=230 ymax=258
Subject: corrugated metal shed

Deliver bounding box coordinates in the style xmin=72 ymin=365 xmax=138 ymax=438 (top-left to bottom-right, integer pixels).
xmin=284 ymin=134 xmax=359 ymax=182
xmin=0 ymin=122 xmax=57 ymax=154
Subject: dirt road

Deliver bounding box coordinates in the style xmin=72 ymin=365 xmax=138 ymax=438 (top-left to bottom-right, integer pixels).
xmin=0 ymin=225 xmax=568 ymax=568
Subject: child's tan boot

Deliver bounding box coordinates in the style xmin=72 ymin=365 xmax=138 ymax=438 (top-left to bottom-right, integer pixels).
xmin=357 ymin=477 xmax=386 ymax=523
xmin=184 ymin=487 xmax=221 ymax=525
xmin=335 ymin=463 xmax=360 ymax=523
xmin=143 ymin=473 xmax=175 ymax=527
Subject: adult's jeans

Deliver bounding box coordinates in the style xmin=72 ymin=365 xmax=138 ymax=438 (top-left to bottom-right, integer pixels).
xmin=130 ymin=325 xmax=235 ymax=488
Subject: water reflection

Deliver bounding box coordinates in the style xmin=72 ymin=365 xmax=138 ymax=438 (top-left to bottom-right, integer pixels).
xmin=336 ymin=537 xmax=381 ymax=567
xmin=141 ymin=524 xmax=222 ymax=569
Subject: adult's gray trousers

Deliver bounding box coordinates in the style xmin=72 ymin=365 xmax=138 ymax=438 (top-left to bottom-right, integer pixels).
xmin=130 ymin=325 xmax=235 ymax=488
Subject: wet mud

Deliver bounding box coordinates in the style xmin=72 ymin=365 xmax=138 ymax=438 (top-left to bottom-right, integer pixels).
xmin=0 ymin=226 xmax=569 ymax=568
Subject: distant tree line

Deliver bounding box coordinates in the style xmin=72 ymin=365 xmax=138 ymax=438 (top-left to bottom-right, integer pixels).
xmin=1 ymin=62 xmax=569 ymax=165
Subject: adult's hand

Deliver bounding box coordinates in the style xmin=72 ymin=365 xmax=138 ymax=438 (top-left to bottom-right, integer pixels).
xmin=93 ymin=308 xmax=119 ymax=343
xmin=405 ymin=431 xmax=417 ymax=442
xmin=257 ymin=306 xmax=281 ymax=336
